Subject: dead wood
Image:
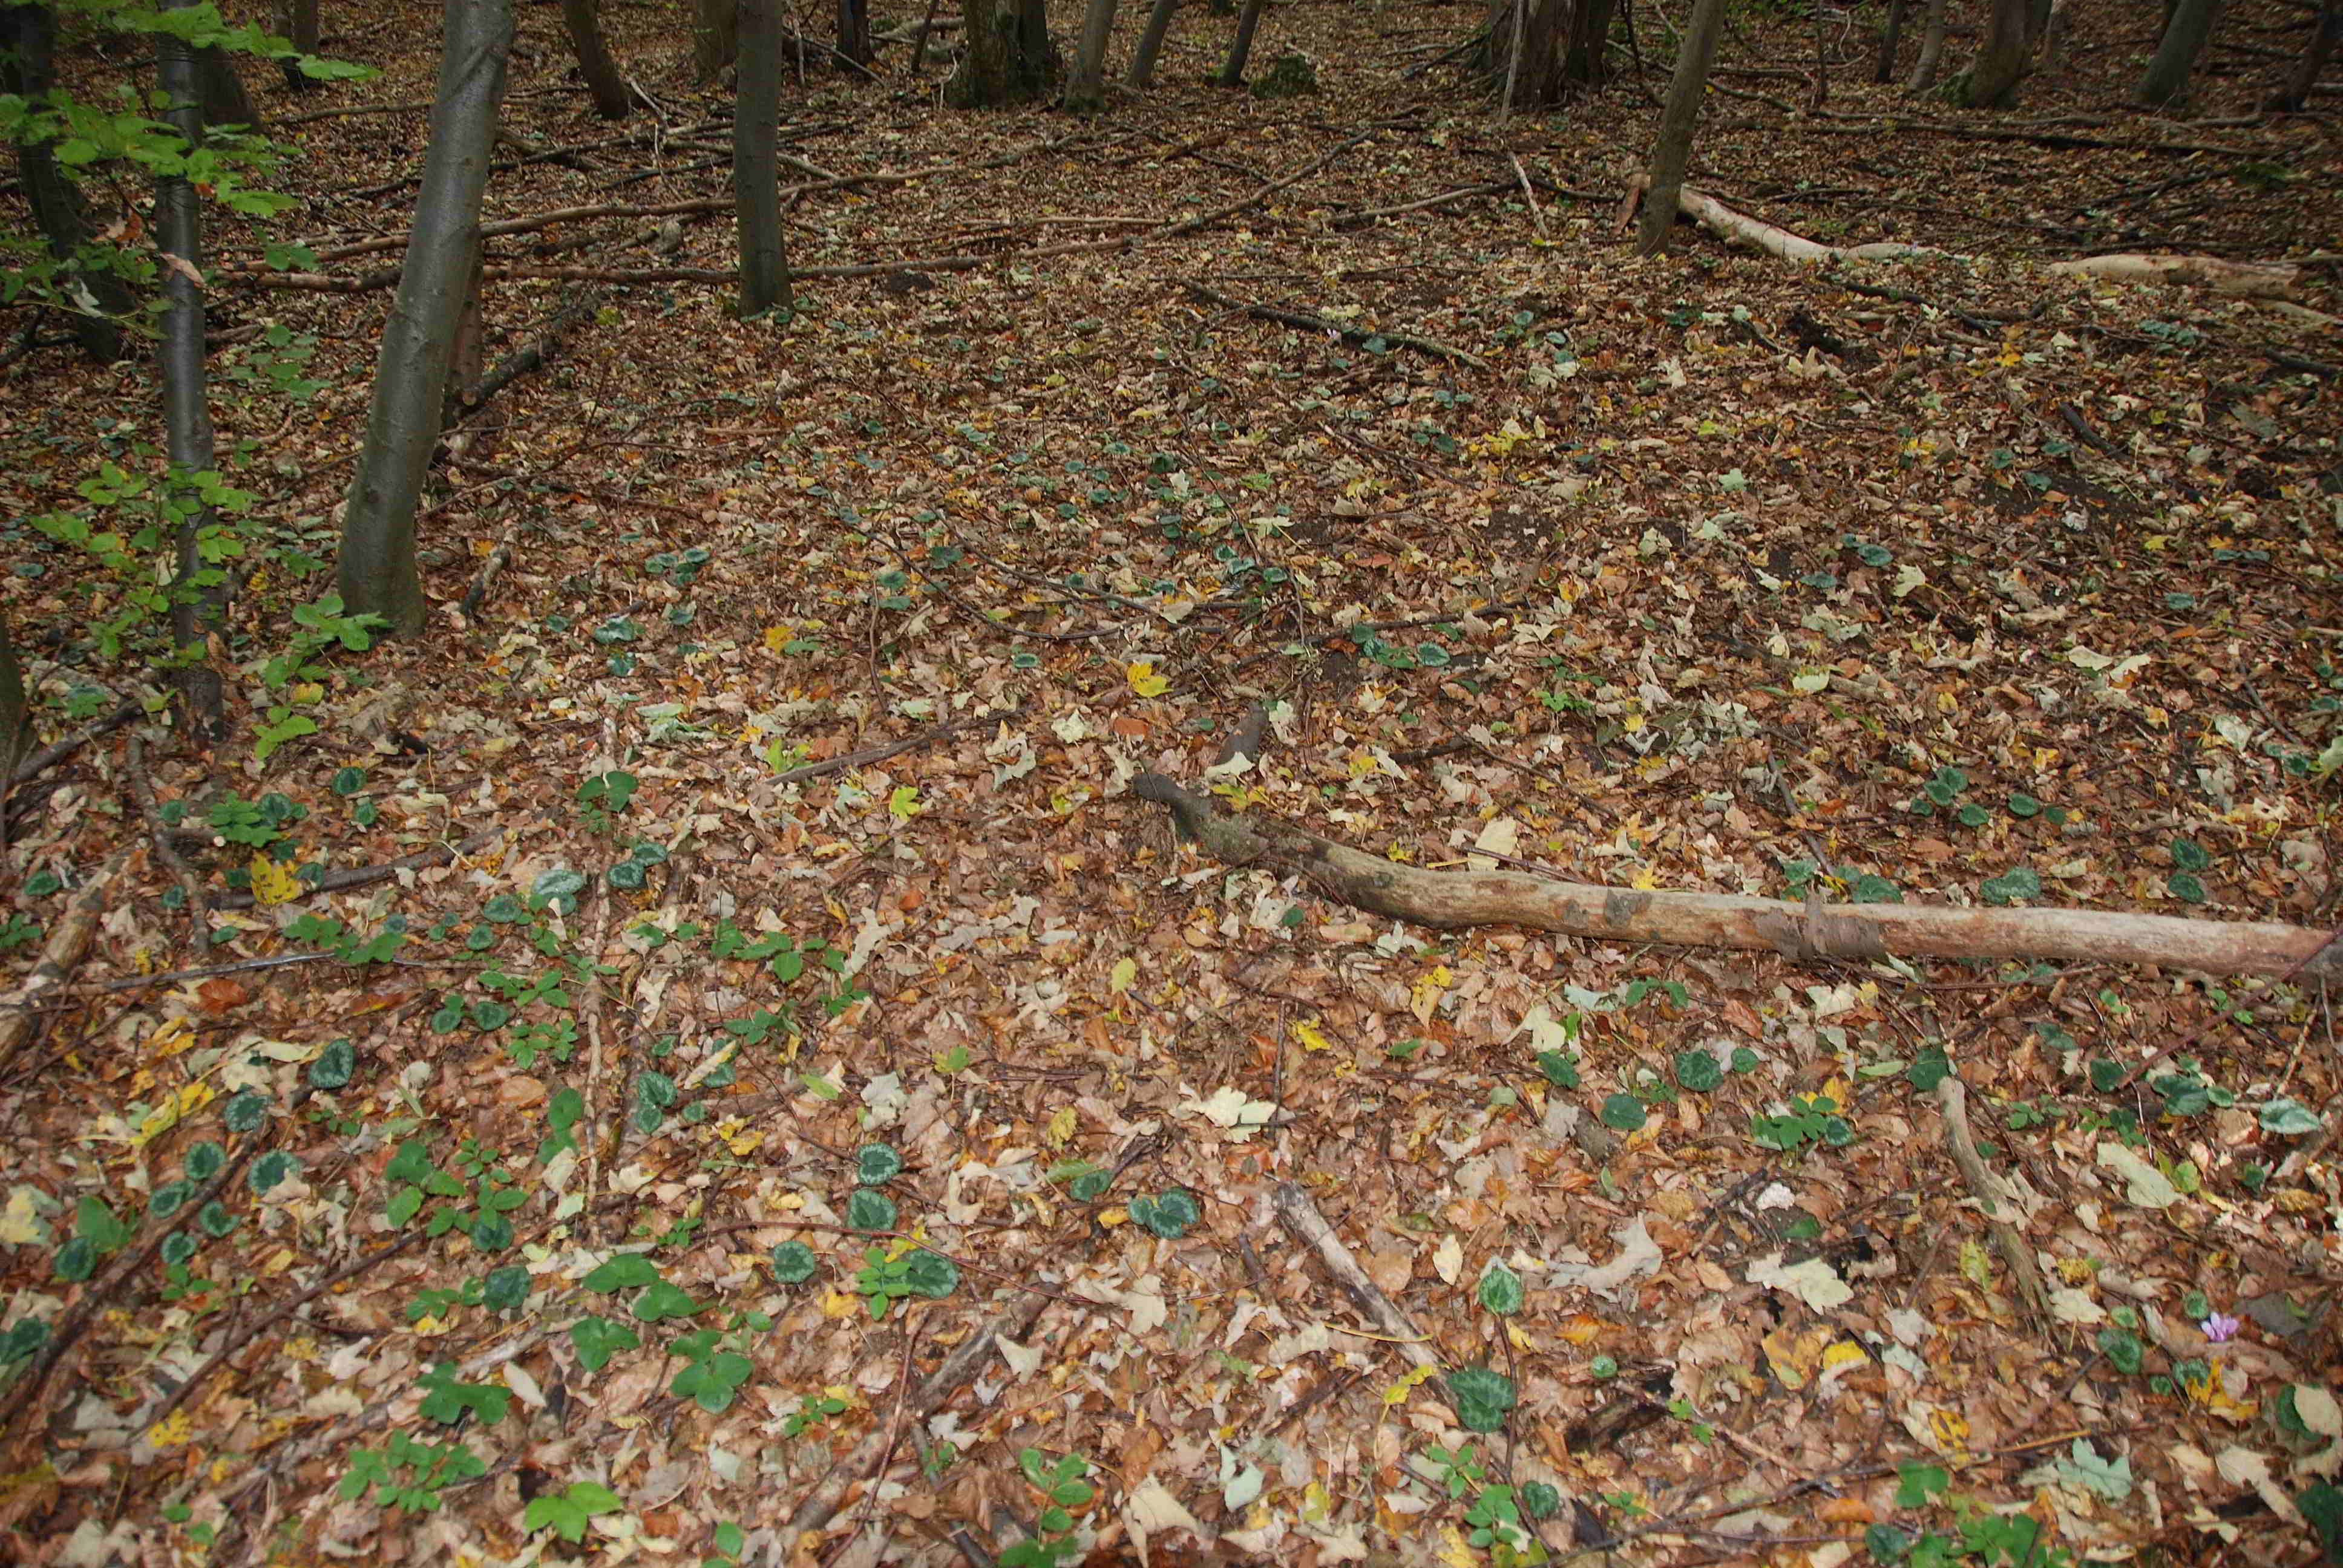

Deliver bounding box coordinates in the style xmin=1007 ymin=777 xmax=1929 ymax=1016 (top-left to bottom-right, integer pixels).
xmin=1182 ymin=281 xmax=1490 ymax=368
xmin=0 ymin=844 xmax=131 ymax=1071
xmin=1934 ymin=1077 xmax=2053 ymax=1330
xmin=1131 ymin=772 xmax=2343 ymax=981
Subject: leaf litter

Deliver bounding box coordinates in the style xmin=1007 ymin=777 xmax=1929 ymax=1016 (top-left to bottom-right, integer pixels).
xmin=0 ymin=1 xmax=2339 ymax=1565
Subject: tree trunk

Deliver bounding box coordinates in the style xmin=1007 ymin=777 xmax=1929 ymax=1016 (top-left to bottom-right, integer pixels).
xmin=338 ymin=0 xmax=514 ymax=639
xmin=1133 ymin=773 xmax=2343 ymax=983
xmin=1907 ymin=0 xmax=1948 ymax=88
xmin=0 ymin=610 xmax=28 ymax=791
xmin=2137 ymin=0 xmax=2219 ymax=104
xmin=157 ymin=0 xmax=228 ymax=737
xmin=2040 ymin=0 xmax=2071 ymax=76
xmin=1565 ymin=0 xmax=1616 ymax=85
xmin=559 ymin=0 xmax=631 ymax=116
xmin=1064 ymin=0 xmax=1121 ymax=109
xmin=280 ymin=0 xmax=323 ymax=90
xmin=836 ymin=0 xmax=873 ymax=65
xmin=196 ymin=45 xmax=261 ymax=128
xmin=1636 ymin=0 xmax=1726 ymax=255
xmin=946 ymin=0 xmax=1060 ymax=105
xmin=1126 ymin=0 xmax=1179 ymax=85
xmin=1483 ymin=0 xmax=1610 ymax=108
xmin=1216 ymin=0 xmax=1267 ymax=85
xmin=734 ymin=0 xmax=791 ymax=315
xmin=1959 ymin=0 xmax=2032 ymax=104
xmin=2264 ymin=0 xmax=2338 ymax=109
xmin=1873 ymin=0 xmax=1906 ymax=80
xmin=695 ymin=0 xmax=739 ymax=78
xmin=0 ymin=4 xmax=133 ymax=362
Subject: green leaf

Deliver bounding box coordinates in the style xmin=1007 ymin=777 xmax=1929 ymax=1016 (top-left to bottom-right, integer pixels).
xmin=1535 ymin=1050 xmax=1580 ymax=1088
xmin=1477 ymin=1263 xmax=1525 ymax=1316
xmin=769 ymin=1241 xmax=818 ymax=1283
xmin=2007 ymin=792 xmax=2042 ymax=817
xmin=2169 ymin=837 xmax=2210 ymax=871
xmin=569 ymin=1315 xmax=640 ymax=1371
xmin=583 ymin=1254 xmax=663 ymax=1293
xmin=1979 ymin=867 xmax=2041 ymax=906
xmin=854 ymin=1144 xmax=903 ymax=1184
xmin=1674 ymin=1050 xmax=1722 ymax=1093
xmin=631 ymin=1281 xmax=703 ymax=1322
xmin=1446 ymin=1365 xmax=1518 ymax=1432
xmin=1895 ymin=1461 xmax=1948 ymax=1508
xmin=1129 ymin=1188 xmax=1201 ymax=1239
xmin=2258 ymin=1098 xmax=2324 ymax=1137
xmin=1599 ymin=1094 xmax=1647 ymax=1131
xmin=2166 ymin=871 xmax=2206 ymax=904
xmin=482 ymin=1266 xmax=531 ymax=1312
xmin=899 ymin=1248 xmax=959 ymax=1298
xmin=846 ymin=1188 xmax=898 ymax=1232
xmin=309 ymin=1037 xmax=356 ymax=1089
xmin=247 ymin=1151 xmax=298 ymax=1194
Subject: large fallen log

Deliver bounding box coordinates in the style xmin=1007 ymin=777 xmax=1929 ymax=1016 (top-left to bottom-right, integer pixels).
xmin=1131 ymin=773 xmax=2341 ymax=981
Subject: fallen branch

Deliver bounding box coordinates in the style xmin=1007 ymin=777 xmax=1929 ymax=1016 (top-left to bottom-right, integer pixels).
xmin=1183 ymin=281 xmax=1489 ymax=368
xmin=769 ymin=707 xmax=1021 ymax=788
xmin=0 ymin=845 xmax=131 ymax=1071
xmin=1270 ymin=1182 xmax=1440 ymax=1374
xmin=209 ymin=826 xmax=506 ymax=911
xmin=1935 ymin=1077 xmax=2052 ymax=1330
xmin=1130 ymin=772 xmax=2343 ymax=981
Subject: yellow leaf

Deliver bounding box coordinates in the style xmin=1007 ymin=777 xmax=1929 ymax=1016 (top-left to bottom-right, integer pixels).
xmin=143 ymin=1410 xmax=195 ymax=1449
xmin=888 ymin=786 xmax=922 ymax=820
xmin=249 ymin=852 xmax=303 ymax=907
xmin=1292 ymin=1018 xmax=1331 ymax=1052
xmin=134 ymin=1080 xmax=217 ymax=1146
xmin=1109 ymin=956 xmax=1137 ymax=994
xmin=1047 ymin=1105 xmax=1078 ymax=1146
xmin=820 ymin=1289 xmax=861 ymax=1319
xmin=1126 ymin=661 xmax=1170 ymax=697
xmin=1383 ymin=1363 xmax=1436 ymax=1405
xmin=763 ymin=625 xmax=791 ymax=652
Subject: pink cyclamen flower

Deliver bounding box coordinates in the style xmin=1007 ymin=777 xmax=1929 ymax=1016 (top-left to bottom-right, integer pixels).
xmin=2202 ymin=1313 xmax=2240 ymax=1343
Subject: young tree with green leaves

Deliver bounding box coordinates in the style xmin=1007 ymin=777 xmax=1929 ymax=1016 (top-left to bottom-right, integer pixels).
xmin=338 ymin=0 xmax=514 ymax=637
xmin=1 ymin=2 xmax=136 ymax=361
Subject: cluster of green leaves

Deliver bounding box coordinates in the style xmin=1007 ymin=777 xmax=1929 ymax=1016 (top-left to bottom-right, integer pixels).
xmin=998 ymin=1449 xmax=1093 ymax=1568
xmin=1751 ymin=1093 xmax=1855 ymax=1154
xmin=28 ymin=461 xmax=258 ymax=661
xmin=383 ymin=1138 xmax=528 ymax=1252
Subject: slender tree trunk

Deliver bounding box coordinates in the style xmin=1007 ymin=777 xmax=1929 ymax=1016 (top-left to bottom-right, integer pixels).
xmin=734 ymin=0 xmax=790 ymax=315
xmin=559 ymin=0 xmax=631 ymax=116
xmin=0 ymin=610 xmax=28 ymax=792
xmin=1907 ymin=0 xmax=1948 ymax=88
xmin=1 ymin=4 xmax=133 ymax=362
xmin=156 ymin=0 xmax=228 ymax=736
xmin=836 ymin=0 xmax=873 ymax=65
xmin=2138 ymin=0 xmax=2220 ymax=104
xmin=1126 ymin=0 xmax=1179 ymax=84
xmin=2264 ymin=0 xmax=2338 ymax=108
xmin=1065 ymin=0 xmax=1120 ymax=108
xmin=279 ymin=0 xmax=323 ymax=90
xmin=1636 ymin=0 xmax=1726 ymax=255
xmin=1216 ymin=0 xmax=1267 ymax=85
xmin=695 ymin=0 xmax=739 ymax=77
xmin=2040 ymin=0 xmax=2071 ymax=75
xmin=1959 ymin=0 xmax=2033 ymax=104
xmin=338 ymin=0 xmax=514 ymax=638
xmin=1873 ymin=0 xmax=1906 ymax=80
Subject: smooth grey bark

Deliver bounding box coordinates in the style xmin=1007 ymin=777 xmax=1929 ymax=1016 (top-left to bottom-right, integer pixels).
xmin=559 ymin=0 xmax=631 ymax=116
xmin=1064 ymin=0 xmax=1120 ymax=109
xmin=695 ymin=0 xmax=739 ymax=77
xmin=1 ymin=4 xmax=133 ymax=362
xmin=734 ymin=0 xmax=790 ymax=315
xmin=1906 ymin=0 xmax=1948 ymax=88
xmin=2138 ymin=0 xmax=2219 ymax=103
xmin=1873 ymin=0 xmax=1906 ymax=79
xmin=1126 ymin=0 xmax=1179 ymax=85
xmin=338 ymin=0 xmax=513 ymax=638
xmin=1636 ymin=0 xmax=1725 ymax=255
xmin=2264 ymin=0 xmax=2338 ymax=108
xmin=157 ymin=0 xmax=228 ymax=734
xmin=1216 ymin=0 xmax=1267 ymax=85
xmin=0 ymin=611 xmax=27 ymax=791
xmin=1958 ymin=0 xmax=2033 ymax=104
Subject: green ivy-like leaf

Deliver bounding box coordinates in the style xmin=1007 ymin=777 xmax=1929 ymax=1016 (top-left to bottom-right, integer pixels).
xmin=770 ymin=1241 xmax=818 ymax=1283
xmin=1599 ymin=1094 xmax=1647 ymax=1131
xmin=2169 ymin=838 xmax=2210 ymax=871
xmin=309 ymin=1037 xmax=356 ymax=1089
xmin=846 ymin=1188 xmax=898 ymax=1232
xmin=1477 ymin=1263 xmax=1525 ymax=1316
xmin=1674 ymin=1050 xmax=1722 ymax=1092
xmin=569 ymin=1315 xmax=640 ymax=1371
xmin=1129 ymin=1189 xmax=1201 ymax=1239
xmin=854 ymin=1144 xmax=903 ymax=1184
xmin=1446 ymin=1365 xmax=1518 ymax=1432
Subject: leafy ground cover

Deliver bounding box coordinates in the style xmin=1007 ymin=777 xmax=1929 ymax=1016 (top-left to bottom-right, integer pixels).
xmin=2 ymin=1 xmax=2340 ymax=1564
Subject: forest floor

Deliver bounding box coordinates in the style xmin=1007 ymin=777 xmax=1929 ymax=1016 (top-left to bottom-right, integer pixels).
xmin=2 ymin=0 xmax=2341 ymax=1564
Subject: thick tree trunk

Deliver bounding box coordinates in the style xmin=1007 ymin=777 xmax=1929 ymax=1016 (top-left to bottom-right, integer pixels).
xmin=1064 ymin=0 xmax=1121 ymax=109
xmin=1484 ymin=0 xmax=1610 ymax=107
xmin=339 ymin=0 xmax=514 ymax=638
xmin=0 ymin=5 xmax=133 ymax=362
xmin=1126 ymin=0 xmax=1180 ymax=85
xmin=1959 ymin=0 xmax=2033 ymax=105
xmin=559 ymin=0 xmax=632 ymax=116
xmin=1216 ymin=0 xmax=1267 ymax=85
xmin=195 ymin=46 xmax=261 ymax=128
xmin=1873 ymin=0 xmax=1906 ymax=80
xmin=734 ymin=0 xmax=790 ymax=315
xmin=1133 ymin=773 xmax=2343 ymax=982
xmin=1636 ymin=0 xmax=1726 ymax=255
xmin=946 ymin=0 xmax=1059 ymax=105
xmin=695 ymin=0 xmax=739 ymax=78
xmin=1907 ymin=0 xmax=1948 ymax=89
xmin=157 ymin=0 xmax=228 ymax=737
xmin=2263 ymin=0 xmax=2338 ymax=109
xmin=278 ymin=0 xmax=323 ymax=90
xmin=2138 ymin=0 xmax=2219 ymax=103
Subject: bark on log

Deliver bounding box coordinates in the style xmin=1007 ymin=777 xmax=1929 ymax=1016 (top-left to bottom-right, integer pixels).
xmin=1132 ymin=773 xmax=2342 ymax=982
